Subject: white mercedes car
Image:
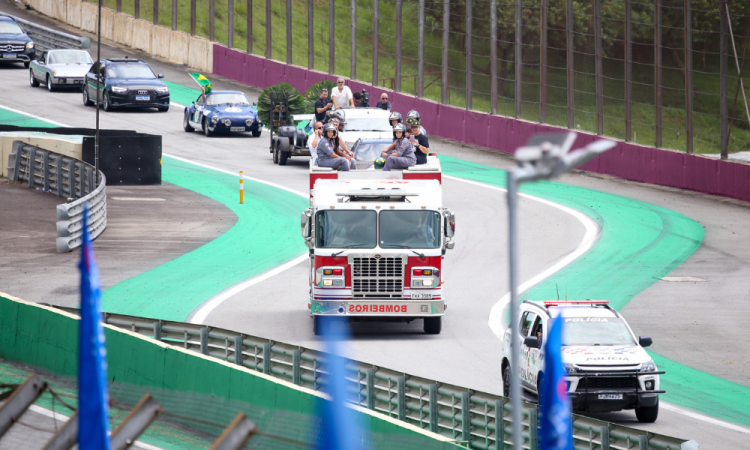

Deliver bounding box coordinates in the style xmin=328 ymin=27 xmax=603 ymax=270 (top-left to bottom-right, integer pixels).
xmin=501 ymin=300 xmax=664 ymax=423
xmin=29 ymin=49 xmax=93 ymax=91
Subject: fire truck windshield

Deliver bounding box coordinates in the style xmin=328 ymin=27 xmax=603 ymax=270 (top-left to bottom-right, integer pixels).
xmin=315 ymin=210 xmax=377 ymax=248
xmin=379 ymin=210 xmax=441 ymax=249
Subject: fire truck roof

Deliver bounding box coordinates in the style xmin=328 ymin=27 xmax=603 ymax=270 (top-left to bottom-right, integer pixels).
xmin=312 ymin=179 xmax=443 ymax=210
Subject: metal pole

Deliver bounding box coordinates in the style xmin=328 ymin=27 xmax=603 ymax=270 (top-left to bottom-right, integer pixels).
xmin=190 ymin=0 xmax=196 ymax=36
xmin=566 ymin=0 xmax=574 ymax=128
xmin=134 ymin=0 xmax=139 ymax=19
xmin=490 ymin=0 xmax=497 ymax=114
xmin=95 ymin=0 xmax=102 ymax=186
xmin=442 ymin=0 xmax=449 ymax=104
xmin=153 ymin=0 xmax=158 ymax=25
xmin=514 ymin=0 xmax=522 ymax=118
xmin=655 ymin=0 xmax=662 ymax=148
xmin=725 ymin=3 xmax=750 ymax=139
xmin=286 ymin=0 xmax=292 ymax=64
xmin=396 ymin=0 xmax=402 ymax=92
xmin=228 ymin=0 xmax=234 ymax=48
xmin=594 ymin=0 xmax=603 ymax=135
xmin=117 ymin=0 xmax=122 ymax=12
xmin=265 ymin=0 xmax=271 ymax=58
xmin=329 ymin=0 xmax=335 ymax=74
xmin=466 ymin=0 xmax=472 ymax=110
xmin=624 ymin=0 xmax=632 ymax=141
xmin=172 ymin=0 xmax=177 ymax=30
xmin=720 ymin=0 xmax=728 ymax=159
xmin=418 ymin=0 xmax=425 ymax=97
xmin=209 ymin=0 xmax=215 ymax=41
xmin=351 ymin=0 xmax=356 ymax=79
xmin=373 ymin=0 xmax=379 ymax=87
xmin=247 ymin=0 xmax=253 ymax=53
xmin=684 ymin=0 xmax=693 ymax=153
xmin=506 ymin=171 xmax=523 ymax=450
xmin=540 ymin=0 xmax=547 ymax=122
xmin=308 ymin=0 xmax=313 ymax=68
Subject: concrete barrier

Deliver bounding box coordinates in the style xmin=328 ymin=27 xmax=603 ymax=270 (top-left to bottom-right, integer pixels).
xmin=131 ymin=19 xmax=152 ymax=54
xmin=188 ymin=36 xmax=212 ymax=73
xmin=51 ymin=0 xmax=67 ymax=22
xmin=65 ymin=0 xmax=82 ymax=29
xmin=112 ymin=12 xmax=134 ymax=48
xmin=168 ymin=30 xmax=190 ymax=66
xmin=99 ymin=7 xmax=115 ymax=41
xmin=80 ymin=0 xmax=97 ymax=34
xmin=151 ymin=25 xmax=170 ymax=59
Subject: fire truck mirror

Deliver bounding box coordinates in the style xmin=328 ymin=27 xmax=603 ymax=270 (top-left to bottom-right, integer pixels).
xmin=301 ymin=211 xmax=312 ymax=237
xmin=444 ymin=213 xmax=456 ymax=238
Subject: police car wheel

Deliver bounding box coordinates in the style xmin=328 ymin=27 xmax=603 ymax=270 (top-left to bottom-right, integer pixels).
xmin=635 ymin=399 xmax=659 ymax=423
xmin=423 ymin=316 xmax=441 ymax=334
xmin=503 ymin=365 xmax=512 ymax=398
xmin=536 ymin=372 xmax=544 ymax=397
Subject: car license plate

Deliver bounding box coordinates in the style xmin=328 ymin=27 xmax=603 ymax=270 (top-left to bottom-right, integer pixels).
xmin=410 ymin=293 xmax=432 ymax=300
xmin=597 ymin=394 xmax=623 ymax=400
xmin=135 ymin=95 xmax=150 ymax=101
xmin=230 ymin=127 xmax=245 ymax=132
xmin=2 ymin=53 xmax=15 ymax=59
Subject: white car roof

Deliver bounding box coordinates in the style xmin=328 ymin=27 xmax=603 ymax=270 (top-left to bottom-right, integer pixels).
xmin=525 ymin=300 xmax=620 ymax=319
xmin=341 ymin=108 xmax=391 ymax=119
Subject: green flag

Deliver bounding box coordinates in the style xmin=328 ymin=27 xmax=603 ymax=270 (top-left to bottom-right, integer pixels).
xmin=188 ymin=73 xmax=212 ymax=94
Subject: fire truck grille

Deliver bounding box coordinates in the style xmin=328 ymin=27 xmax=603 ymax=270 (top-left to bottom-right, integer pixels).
xmin=351 ymin=256 xmax=404 ymax=296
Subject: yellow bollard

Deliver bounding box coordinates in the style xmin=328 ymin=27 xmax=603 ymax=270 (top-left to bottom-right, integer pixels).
xmin=239 ymin=171 xmax=244 ymax=204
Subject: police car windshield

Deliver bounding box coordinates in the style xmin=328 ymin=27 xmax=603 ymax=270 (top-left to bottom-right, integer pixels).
xmin=207 ymin=93 xmax=250 ymax=105
xmin=355 ymin=141 xmax=391 ymax=161
xmin=49 ymin=51 xmax=93 ymax=65
xmin=562 ymin=317 xmax=635 ymax=346
xmin=0 ymin=21 xmax=23 ymax=34
xmin=379 ymin=211 xmax=440 ymax=249
xmin=316 ymin=211 xmax=376 ymax=248
xmin=344 ymin=118 xmax=392 ymax=132
xmin=106 ymin=64 xmax=156 ymax=79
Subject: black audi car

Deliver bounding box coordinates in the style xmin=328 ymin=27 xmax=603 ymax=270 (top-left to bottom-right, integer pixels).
xmin=82 ymin=58 xmax=170 ymax=112
xmin=0 ymin=16 xmax=35 ymax=68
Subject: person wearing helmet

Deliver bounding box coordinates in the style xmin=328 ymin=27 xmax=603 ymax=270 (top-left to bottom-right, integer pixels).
xmin=316 ymin=123 xmax=352 ymax=171
xmin=380 ymin=123 xmax=416 ymax=171
xmin=405 ymin=110 xmax=427 ymax=135
xmin=331 ymin=117 xmax=356 ymax=168
xmin=389 ymin=111 xmax=402 ymax=127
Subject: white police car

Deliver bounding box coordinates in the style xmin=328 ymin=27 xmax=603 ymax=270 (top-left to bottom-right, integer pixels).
xmin=501 ymin=300 xmax=664 ymax=423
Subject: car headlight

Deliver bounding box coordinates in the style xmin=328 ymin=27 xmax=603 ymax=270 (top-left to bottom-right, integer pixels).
xmin=211 ymin=115 xmax=219 ymax=124
xmin=111 ymin=86 xmax=127 ymax=94
xmin=639 ymin=361 xmax=657 ymax=373
xmin=156 ymin=87 xmax=169 ymax=94
xmin=26 ymin=42 xmax=34 ymax=50
xmin=563 ymin=363 xmax=578 ymax=374
xmin=222 ymin=119 xmax=231 ymax=126
xmin=245 ymin=119 xmax=253 ymax=126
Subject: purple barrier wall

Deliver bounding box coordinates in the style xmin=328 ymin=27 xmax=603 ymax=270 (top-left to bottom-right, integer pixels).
xmin=213 ymin=45 xmax=750 ymax=203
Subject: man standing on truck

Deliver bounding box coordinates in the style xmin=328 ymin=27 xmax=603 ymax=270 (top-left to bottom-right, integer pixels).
xmin=332 ymin=77 xmax=355 ymax=109
xmin=315 ymin=89 xmax=333 ymax=122
xmin=317 ymin=123 xmax=354 ymax=171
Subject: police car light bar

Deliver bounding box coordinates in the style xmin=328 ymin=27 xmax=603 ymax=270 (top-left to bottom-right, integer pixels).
xmin=543 ymin=300 xmax=610 ymax=307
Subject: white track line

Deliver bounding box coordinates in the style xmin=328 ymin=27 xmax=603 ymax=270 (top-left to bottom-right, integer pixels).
xmin=442 ymin=174 xmax=601 ymax=339
xmin=660 ymin=402 xmax=750 ymax=436
xmin=0 ymin=104 xmax=69 ymax=127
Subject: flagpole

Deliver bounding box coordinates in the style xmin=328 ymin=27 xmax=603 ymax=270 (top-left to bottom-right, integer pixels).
xmin=94 ymin=0 xmax=102 ymax=186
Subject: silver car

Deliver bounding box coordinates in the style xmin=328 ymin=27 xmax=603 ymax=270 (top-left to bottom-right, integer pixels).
xmin=29 ymin=49 xmax=93 ymax=91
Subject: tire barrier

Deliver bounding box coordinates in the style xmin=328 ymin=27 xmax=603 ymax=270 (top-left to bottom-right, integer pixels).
xmin=6 ymin=140 xmax=106 ymax=253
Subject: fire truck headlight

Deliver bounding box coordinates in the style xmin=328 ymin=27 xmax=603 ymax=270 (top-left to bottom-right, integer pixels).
xmin=422 ymin=279 xmax=433 ymax=287
xmin=323 ymin=280 xmax=333 ymax=286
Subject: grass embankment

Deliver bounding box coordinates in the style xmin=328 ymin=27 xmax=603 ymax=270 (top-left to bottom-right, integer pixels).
xmin=90 ymin=0 xmax=750 ymax=154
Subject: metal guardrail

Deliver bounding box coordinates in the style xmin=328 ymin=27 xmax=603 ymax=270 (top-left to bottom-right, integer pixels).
xmin=7 ymin=141 xmax=106 ymax=253
xmin=0 ymin=12 xmax=90 ymax=51
xmin=50 ymin=307 xmax=697 ymax=450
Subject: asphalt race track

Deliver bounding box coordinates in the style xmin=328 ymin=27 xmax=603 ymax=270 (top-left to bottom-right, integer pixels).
xmin=0 ymin=12 xmax=749 ymax=447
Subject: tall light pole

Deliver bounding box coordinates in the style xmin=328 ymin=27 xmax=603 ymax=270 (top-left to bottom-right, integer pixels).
xmin=506 ymin=132 xmax=615 ymax=449
xmin=94 ymin=0 xmax=102 ymax=185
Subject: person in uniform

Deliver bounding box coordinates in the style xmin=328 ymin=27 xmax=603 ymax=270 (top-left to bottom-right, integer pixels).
xmin=389 ymin=111 xmax=402 ymax=127
xmin=380 ymin=123 xmax=416 ymax=171
xmin=316 ymin=123 xmax=351 ymax=171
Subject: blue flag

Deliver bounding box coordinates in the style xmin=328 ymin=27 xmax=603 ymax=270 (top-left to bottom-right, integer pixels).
xmin=78 ymin=205 xmax=111 ymax=450
xmin=316 ymin=321 xmax=364 ymax=450
xmin=539 ymin=313 xmax=573 ymax=450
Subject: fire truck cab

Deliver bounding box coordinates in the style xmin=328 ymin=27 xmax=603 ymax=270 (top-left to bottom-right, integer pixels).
xmin=302 ymin=156 xmax=455 ymax=335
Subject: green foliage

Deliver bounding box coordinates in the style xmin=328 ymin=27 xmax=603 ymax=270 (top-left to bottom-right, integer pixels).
xmin=304 ymin=80 xmax=337 ymax=114
xmin=257 ymin=83 xmax=305 ymax=129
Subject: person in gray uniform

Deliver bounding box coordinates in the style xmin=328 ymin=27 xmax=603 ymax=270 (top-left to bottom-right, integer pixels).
xmin=380 ymin=123 xmax=416 ymax=171
xmin=316 ymin=123 xmax=352 ymax=171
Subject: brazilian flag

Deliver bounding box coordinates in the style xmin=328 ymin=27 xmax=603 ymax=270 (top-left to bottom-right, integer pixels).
xmin=189 ymin=73 xmax=212 ymax=94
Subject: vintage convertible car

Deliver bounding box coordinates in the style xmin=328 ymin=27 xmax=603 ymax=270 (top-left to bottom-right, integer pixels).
xmin=29 ymin=49 xmax=93 ymax=91
xmin=183 ymin=90 xmax=262 ymax=137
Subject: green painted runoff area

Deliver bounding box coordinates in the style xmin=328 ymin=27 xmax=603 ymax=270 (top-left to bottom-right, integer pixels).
xmin=0 ymin=294 xmax=463 ymax=450
xmin=102 ymin=156 xmax=309 ymax=320
xmin=0 ymin=107 xmax=57 ymax=128
xmin=439 ymin=155 xmax=750 ymax=427
xmin=164 ymin=81 xmax=202 ymax=106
